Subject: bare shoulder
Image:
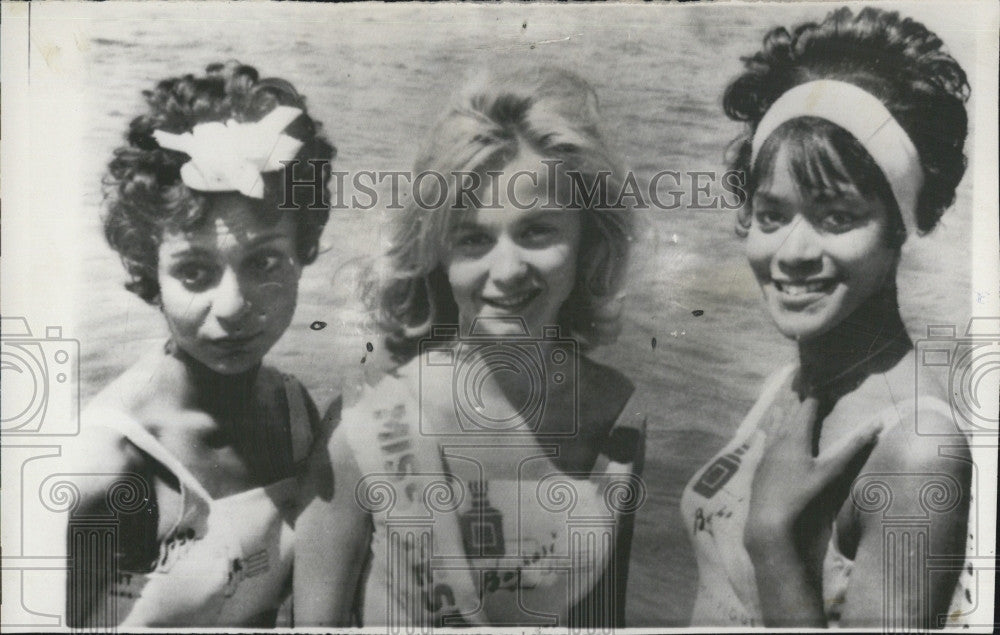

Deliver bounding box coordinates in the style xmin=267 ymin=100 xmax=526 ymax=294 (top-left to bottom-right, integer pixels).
xmin=849 ymin=400 xmax=972 ymax=564
xmin=327 ymin=365 xmax=411 ymax=454
xmin=867 ymin=405 xmax=971 ymax=477
xmin=834 ymin=351 xmax=969 ymax=473
xmin=68 ymin=350 xmax=167 ymax=513
xmin=832 ymin=357 xmax=971 ymax=556
xmin=83 ymin=343 xmax=178 ymax=420
xmin=67 ymin=407 xmax=148 ymax=517
xmin=851 ymin=387 xmax=971 ymax=533
xmin=863 ymin=352 xmax=970 ymax=471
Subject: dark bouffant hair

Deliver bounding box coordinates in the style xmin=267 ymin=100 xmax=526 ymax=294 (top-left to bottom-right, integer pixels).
xmin=103 ymin=61 xmax=336 ymax=303
xmin=724 ymin=7 xmax=970 ymax=236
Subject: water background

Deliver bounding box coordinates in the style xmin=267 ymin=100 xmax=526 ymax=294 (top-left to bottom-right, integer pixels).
xmin=70 ymin=3 xmax=975 ymax=625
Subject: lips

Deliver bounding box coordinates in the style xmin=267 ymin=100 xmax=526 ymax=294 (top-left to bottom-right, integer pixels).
xmin=773 ymin=279 xmax=837 ymax=296
xmin=207 ymin=332 xmax=263 ymax=350
xmin=481 ymin=289 xmax=540 ymax=311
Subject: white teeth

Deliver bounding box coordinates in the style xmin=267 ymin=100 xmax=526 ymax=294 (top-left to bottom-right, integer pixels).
xmin=775 ymin=280 xmax=832 ymax=295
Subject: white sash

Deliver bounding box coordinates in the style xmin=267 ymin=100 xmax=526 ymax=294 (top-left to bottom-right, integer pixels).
xmin=344 ymin=373 xmax=646 ymax=629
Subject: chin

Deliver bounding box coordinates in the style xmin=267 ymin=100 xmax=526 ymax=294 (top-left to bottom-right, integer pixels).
xmin=204 ymin=357 xmax=260 ymax=375
xmin=220 ymin=360 xmax=262 ymax=375
xmin=775 ymin=322 xmax=820 ymax=342
xmin=187 ymin=347 xmax=267 ymax=375
xmin=764 ymin=291 xmax=846 ymax=343
xmin=770 ymin=310 xmax=842 ymax=342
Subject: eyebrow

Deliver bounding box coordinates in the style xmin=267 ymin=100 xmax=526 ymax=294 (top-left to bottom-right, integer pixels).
xmin=751 ymin=192 xmax=787 ymax=206
xmin=163 ymin=231 xmax=291 ymax=258
xmin=754 ymin=189 xmax=863 ymax=207
xmin=243 ymin=232 xmax=292 ymax=248
xmin=162 ymin=246 xmax=214 ymax=260
xmin=517 ymin=209 xmax=566 ymax=222
xmin=451 ymin=209 xmax=567 ymax=232
xmin=450 ymin=220 xmax=485 ymax=233
xmin=808 ymin=189 xmax=862 ymax=204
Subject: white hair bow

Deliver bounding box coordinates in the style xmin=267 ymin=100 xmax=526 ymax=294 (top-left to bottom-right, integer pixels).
xmin=152 ymin=105 xmax=304 ymax=199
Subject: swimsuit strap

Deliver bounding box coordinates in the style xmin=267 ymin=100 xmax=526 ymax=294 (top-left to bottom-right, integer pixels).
xmin=589 ymin=382 xmax=645 ymax=477
xmin=84 ymin=377 xmax=314 ymax=528
xmin=733 ymin=363 xmax=798 ymax=441
xmin=281 ymin=373 xmax=314 ymax=465
xmin=611 ymin=383 xmax=643 ymax=430
xmin=85 ymin=410 xmax=215 ymax=504
xmin=83 ymin=409 xmax=213 ymax=540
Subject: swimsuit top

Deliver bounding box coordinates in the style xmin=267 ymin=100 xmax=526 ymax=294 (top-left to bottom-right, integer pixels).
xmin=78 ymin=373 xmax=314 ymax=627
xmin=680 ymin=364 xmax=976 ymax=627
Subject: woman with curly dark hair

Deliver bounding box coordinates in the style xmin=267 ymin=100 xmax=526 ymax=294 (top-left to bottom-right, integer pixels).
xmin=63 ymin=61 xmax=336 ymax=627
xmin=680 ymin=7 xmax=974 ymax=628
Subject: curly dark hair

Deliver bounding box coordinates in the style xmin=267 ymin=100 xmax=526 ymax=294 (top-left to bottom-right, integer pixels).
xmin=103 ymin=61 xmax=336 ymax=303
xmin=724 ymin=7 xmax=970 ymax=236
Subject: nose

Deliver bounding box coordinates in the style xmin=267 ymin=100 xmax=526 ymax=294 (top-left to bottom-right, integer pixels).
xmin=212 ymin=267 xmax=252 ymax=330
xmin=774 ymin=216 xmax=823 ymax=277
xmin=487 ymin=235 xmax=529 ymax=287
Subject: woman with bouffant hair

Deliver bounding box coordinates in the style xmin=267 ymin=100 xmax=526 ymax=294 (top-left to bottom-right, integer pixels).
xmin=296 ymin=66 xmax=646 ymax=628
xmin=104 ymin=62 xmax=333 ymax=303
xmin=65 ymin=61 xmax=336 ymax=627
xmin=371 ymin=67 xmax=634 ymax=361
xmin=681 ymin=7 xmax=973 ymax=628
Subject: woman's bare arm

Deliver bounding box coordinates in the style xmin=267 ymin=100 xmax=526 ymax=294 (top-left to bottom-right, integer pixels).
xmin=294 ymin=421 xmax=373 ymax=626
xmin=61 ymin=424 xmax=152 ymax=628
xmin=838 ymin=415 xmax=971 ymax=628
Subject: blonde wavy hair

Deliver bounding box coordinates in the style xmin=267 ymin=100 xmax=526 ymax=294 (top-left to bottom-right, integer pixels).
xmin=367 ymin=65 xmax=635 ymax=362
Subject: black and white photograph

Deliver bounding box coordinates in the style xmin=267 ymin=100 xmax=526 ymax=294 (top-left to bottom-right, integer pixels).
xmin=1 ymin=1 xmax=997 ymax=631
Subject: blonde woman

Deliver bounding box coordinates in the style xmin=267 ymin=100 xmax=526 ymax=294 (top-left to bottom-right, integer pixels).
xmin=296 ymin=66 xmax=646 ymax=628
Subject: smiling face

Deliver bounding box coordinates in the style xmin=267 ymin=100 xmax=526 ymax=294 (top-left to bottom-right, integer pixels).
xmin=443 ymin=146 xmax=581 ymax=339
xmin=746 ymin=146 xmax=898 ymax=341
xmin=157 ymin=194 xmax=302 ymax=374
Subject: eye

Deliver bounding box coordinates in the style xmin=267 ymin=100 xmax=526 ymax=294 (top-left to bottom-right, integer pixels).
xmin=170 ymin=261 xmax=217 ymax=291
xmin=519 ymin=223 xmax=559 ymax=245
xmin=451 ymin=230 xmax=494 ymax=255
xmin=752 ymin=207 xmax=786 ymax=232
xmin=819 ymin=210 xmax=859 ymax=232
xmin=247 ymin=252 xmax=284 ymax=275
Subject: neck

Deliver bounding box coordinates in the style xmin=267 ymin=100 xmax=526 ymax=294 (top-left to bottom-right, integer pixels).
xmin=166 ymin=340 xmax=259 ymax=421
xmin=797 ymin=286 xmax=911 ymax=399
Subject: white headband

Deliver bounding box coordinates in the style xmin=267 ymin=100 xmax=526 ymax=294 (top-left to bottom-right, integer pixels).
xmin=751 ymin=80 xmax=923 ymax=234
